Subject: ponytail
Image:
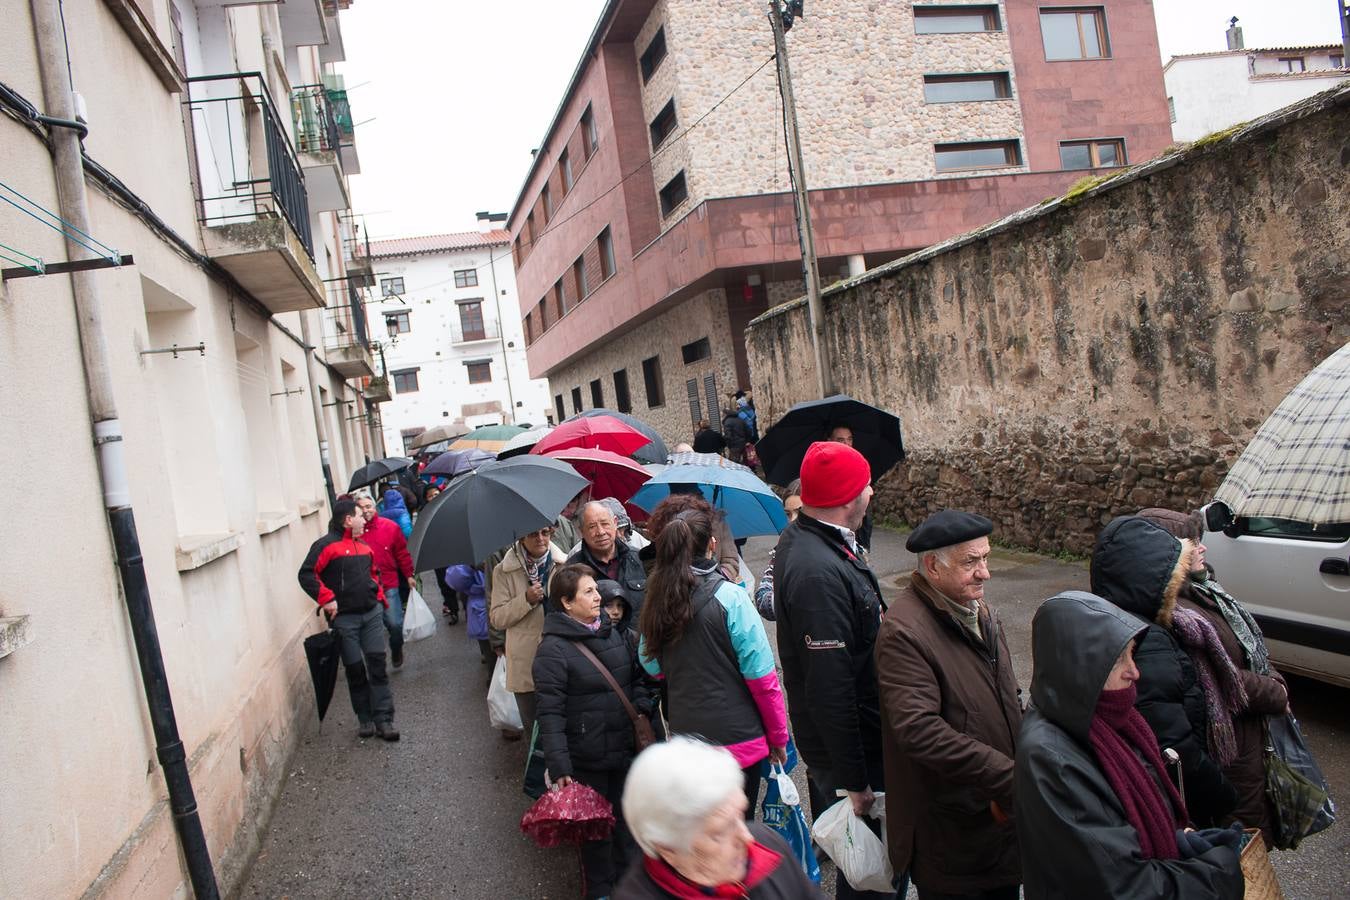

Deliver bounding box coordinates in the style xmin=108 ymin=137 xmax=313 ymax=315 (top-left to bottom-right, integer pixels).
xmin=640 ymin=495 xmax=715 ymax=659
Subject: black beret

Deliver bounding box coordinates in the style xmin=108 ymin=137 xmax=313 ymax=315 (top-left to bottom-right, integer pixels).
xmin=594 ymin=579 xmax=626 ymax=602
xmin=906 ymin=510 xmax=994 ymax=553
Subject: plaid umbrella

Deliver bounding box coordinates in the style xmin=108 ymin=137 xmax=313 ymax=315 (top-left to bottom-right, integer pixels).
xmin=1217 ymin=342 xmax=1350 ymax=524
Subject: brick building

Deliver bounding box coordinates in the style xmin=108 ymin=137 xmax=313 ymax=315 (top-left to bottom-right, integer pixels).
xmin=508 ymin=0 xmax=1173 ymax=443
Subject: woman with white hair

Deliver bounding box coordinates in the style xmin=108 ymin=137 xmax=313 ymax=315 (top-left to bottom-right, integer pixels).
xmin=615 ymin=738 xmax=822 ymax=898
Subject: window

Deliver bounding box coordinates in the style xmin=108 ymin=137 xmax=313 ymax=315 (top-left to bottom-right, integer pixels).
xmin=555 ymin=394 xmax=567 ymax=423
xmin=454 ymin=268 xmax=479 ymax=288
xmin=573 ymin=255 xmax=589 ymax=300
xmin=590 ymin=379 xmax=604 ymax=408
xmin=1278 ymin=57 xmax=1306 ymax=73
xmin=598 ymin=227 xmax=616 ymax=281
xmin=934 ymin=140 xmax=1022 ymax=172
xmin=649 ymin=99 xmax=678 ymax=150
xmin=553 ymin=278 xmax=566 ymax=319
xmin=457 ymin=300 xmax=486 ymax=341
xmin=400 ymin=428 xmax=426 ymax=455
xmin=914 ymin=5 xmax=1001 ymax=33
xmin=613 ymin=368 xmax=632 ymax=414
xmin=465 ymin=359 xmax=491 ymax=384
xmin=640 ymin=27 xmax=667 ymax=82
xmin=681 ymin=336 xmax=711 ymax=364
xmin=380 ymin=276 xmax=405 ymax=297
xmin=659 ymin=171 xmax=688 ymax=217
xmin=1059 ymin=138 xmax=1126 ymax=170
xmin=385 ymin=311 xmax=411 ymax=336
xmin=392 ymin=368 xmax=420 ymax=393
xmin=923 ymin=73 xmax=1012 ymax=103
xmin=1332 ymin=54 xmax=1344 ymax=69
xmin=1040 ymin=7 xmax=1109 ymax=60
xmin=560 ymin=148 xmax=573 ymax=192
xmin=541 ymin=183 xmax=552 ymax=222
xmin=526 ymin=210 xmax=536 ymax=246
xmin=525 ymin=312 xmax=535 ymax=345
xmin=1168 ymin=96 xmax=1176 ymax=123
xmin=582 ymin=105 xmax=598 ymax=159
xmin=571 ymin=386 xmax=583 ymax=414
xmin=642 ymin=355 xmax=665 ymax=408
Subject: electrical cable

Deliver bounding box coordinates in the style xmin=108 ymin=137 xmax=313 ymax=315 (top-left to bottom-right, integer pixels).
xmin=0 ymin=177 xmax=119 ymax=260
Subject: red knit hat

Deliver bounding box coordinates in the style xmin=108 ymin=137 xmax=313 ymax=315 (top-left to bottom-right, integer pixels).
xmin=799 ymin=441 xmax=871 ymax=508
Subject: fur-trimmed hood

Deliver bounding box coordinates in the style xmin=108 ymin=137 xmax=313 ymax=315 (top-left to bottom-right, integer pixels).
xmin=1090 ymin=516 xmax=1192 ymax=626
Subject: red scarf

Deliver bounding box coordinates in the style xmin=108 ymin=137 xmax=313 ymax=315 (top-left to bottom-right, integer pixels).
xmin=1089 ymin=685 xmax=1187 ymax=859
xmin=641 ymin=841 xmax=783 ymax=898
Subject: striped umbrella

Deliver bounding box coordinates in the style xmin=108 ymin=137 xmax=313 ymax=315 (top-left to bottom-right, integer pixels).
xmin=1216 ymin=341 xmax=1350 ymax=524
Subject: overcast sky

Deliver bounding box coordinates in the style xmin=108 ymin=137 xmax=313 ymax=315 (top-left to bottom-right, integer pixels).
xmin=337 ymin=1 xmax=1345 ymax=239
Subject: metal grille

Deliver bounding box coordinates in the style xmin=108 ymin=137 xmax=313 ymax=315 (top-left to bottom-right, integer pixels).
xmin=704 ymin=374 xmax=719 ymax=430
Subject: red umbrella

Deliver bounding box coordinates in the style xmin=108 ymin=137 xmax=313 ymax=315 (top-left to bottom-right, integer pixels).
xmin=521 ymin=781 xmax=615 ymax=847
xmin=543 ymin=448 xmax=652 ymax=505
xmin=532 ymin=414 xmax=653 ymax=457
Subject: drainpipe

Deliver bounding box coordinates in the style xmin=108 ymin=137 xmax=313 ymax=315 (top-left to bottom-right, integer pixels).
xmin=29 ymin=2 xmax=220 ymax=897
xmin=297 ymin=309 xmax=337 ymax=510
xmin=486 ymin=249 xmax=518 ymax=423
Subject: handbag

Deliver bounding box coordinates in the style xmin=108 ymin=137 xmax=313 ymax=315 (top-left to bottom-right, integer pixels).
xmin=1239 ymin=829 xmax=1285 ymax=900
xmin=1265 ymin=713 xmax=1335 ymax=849
xmin=574 ymin=642 xmax=657 ymax=752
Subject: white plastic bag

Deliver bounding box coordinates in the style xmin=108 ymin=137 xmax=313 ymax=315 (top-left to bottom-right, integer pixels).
xmin=487 ymin=657 xmax=523 ymax=731
xmin=401 ymin=588 xmax=437 ymax=643
xmin=810 ymin=795 xmax=894 ymax=893
xmin=736 ymin=555 xmax=756 ymax=593
xmin=769 ymin=763 xmax=800 ymax=806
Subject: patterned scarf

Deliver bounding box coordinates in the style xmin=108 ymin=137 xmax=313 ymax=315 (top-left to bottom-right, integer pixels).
xmin=1090 ymin=685 xmax=1187 ymax=860
xmin=519 ymin=543 xmax=554 ymax=609
xmin=1190 ymin=571 xmax=1272 ymax=675
xmin=1170 ymin=607 xmax=1248 ymax=767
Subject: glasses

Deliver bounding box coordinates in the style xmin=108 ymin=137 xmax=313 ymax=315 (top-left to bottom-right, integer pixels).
xmin=526 ymin=527 xmax=555 ymax=539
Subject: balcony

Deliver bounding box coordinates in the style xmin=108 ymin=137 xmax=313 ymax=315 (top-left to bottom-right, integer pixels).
xmin=363 ymin=375 xmax=391 ymax=404
xmin=324 ymin=281 xmax=374 ymax=378
xmin=279 ymin=0 xmax=328 ymax=49
xmin=325 ymin=79 xmax=361 ymax=174
xmin=291 ymin=84 xmax=350 ymax=212
xmin=451 ymin=319 xmax=501 ymax=345
xmin=186 ymin=73 xmax=323 ymax=313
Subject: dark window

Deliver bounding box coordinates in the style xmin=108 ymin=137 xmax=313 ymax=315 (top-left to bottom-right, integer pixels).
xmin=590 ymin=379 xmax=604 ymax=407
xmin=923 ymin=72 xmax=1012 ymax=102
xmin=642 ymin=355 xmax=664 ymax=408
xmin=400 ymin=428 xmax=425 ymax=455
xmin=659 ymin=171 xmax=688 ymax=217
xmin=454 ymin=268 xmax=478 ymax=288
xmin=571 ymin=386 xmax=583 ymax=414
xmin=1167 ymin=96 xmax=1176 ymax=123
xmin=640 ymin=27 xmax=667 ymax=82
xmin=1059 ymin=138 xmax=1126 ymax=170
xmin=465 ymin=360 xmax=491 ymax=384
xmin=385 ymin=311 xmax=410 ymax=335
xmin=554 ymin=394 xmax=566 ymax=423
xmin=598 ymin=227 xmax=616 ymax=281
xmin=1278 ymin=57 xmax=1306 ymax=73
xmin=681 ymin=336 xmax=711 ymax=364
xmin=458 ymin=300 xmax=486 ymax=340
xmin=613 ymin=368 xmax=632 ymax=413
xmin=525 ymin=211 xmax=536 ymax=248
xmin=524 ymin=312 xmax=535 ymax=344
xmin=1039 ymin=7 xmax=1110 ymax=60
xmin=1332 ymin=54 xmax=1344 ymax=69
xmin=582 ymin=105 xmax=598 ymax=159
xmin=934 ymin=140 xmax=1021 ymax=172
xmin=649 ymin=99 xmax=678 ymax=150
xmin=1234 ymin=517 xmax=1350 ymax=542
xmin=380 ymin=276 xmax=405 ymax=297
xmin=573 ymin=255 xmax=589 ymax=300
xmin=392 ymin=368 xmax=420 ymax=393
xmin=560 ymin=148 xmax=573 ymax=192
xmin=914 ymin=5 xmax=1001 ymax=33
xmin=541 ymin=183 xmax=552 ymax=222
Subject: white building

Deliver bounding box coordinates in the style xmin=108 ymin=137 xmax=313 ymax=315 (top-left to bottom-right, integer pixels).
xmin=366 ymin=214 xmax=552 ymax=453
xmin=1166 ymin=22 xmax=1347 ymax=142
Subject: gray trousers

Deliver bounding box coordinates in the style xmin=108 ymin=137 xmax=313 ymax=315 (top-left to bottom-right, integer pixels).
xmin=332 ymin=606 xmax=394 ymax=725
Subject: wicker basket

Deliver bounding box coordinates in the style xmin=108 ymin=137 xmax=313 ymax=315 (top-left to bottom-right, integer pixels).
xmin=1240 ymin=829 xmax=1284 ymax=900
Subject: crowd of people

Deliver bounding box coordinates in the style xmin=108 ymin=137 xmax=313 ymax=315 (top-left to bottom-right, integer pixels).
xmin=295 ymin=405 xmax=1300 ymax=900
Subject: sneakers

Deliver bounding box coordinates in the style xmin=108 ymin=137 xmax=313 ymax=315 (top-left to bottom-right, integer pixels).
xmin=376 ymin=721 xmax=400 ymax=742
xmin=358 ymin=721 xmax=375 ymax=739
xmin=391 ymin=645 xmax=404 ymax=669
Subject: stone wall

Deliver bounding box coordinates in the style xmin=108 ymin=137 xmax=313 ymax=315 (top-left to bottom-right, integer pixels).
xmin=746 ymin=84 xmax=1350 ymax=554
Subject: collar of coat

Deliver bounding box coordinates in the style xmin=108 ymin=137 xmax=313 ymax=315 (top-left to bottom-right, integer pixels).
xmin=641 ymin=839 xmax=784 ymax=898
xmin=910 ymin=570 xmax=999 ymax=656
xmin=795 ymin=512 xmax=863 ymax=563
xmin=501 ymin=542 xmax=565 ymax=573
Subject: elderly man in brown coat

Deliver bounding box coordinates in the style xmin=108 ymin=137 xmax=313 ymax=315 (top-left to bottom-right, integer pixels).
xmin=876 ymin=510 xmax=1022 ymax=900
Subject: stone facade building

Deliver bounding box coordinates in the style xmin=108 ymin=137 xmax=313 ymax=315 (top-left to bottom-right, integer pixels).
xmin=0 ymin=1 xmax=383 ymax=895
xmin=509 ymin=0 xmax=1173 ymax=445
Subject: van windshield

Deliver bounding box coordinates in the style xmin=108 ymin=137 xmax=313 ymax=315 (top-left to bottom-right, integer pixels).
xmin=1236 ymin=517 xmax=1350 ymax=543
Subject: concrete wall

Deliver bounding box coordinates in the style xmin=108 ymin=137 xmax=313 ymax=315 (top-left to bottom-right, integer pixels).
xmin=746 ymin=83 xmax=1350 ymax=554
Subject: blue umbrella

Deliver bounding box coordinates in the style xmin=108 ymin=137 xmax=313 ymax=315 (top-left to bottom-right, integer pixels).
xmin=422 ymin=448 xmax=495 ymax=479
xmin=630 ymin=463 xmax=788 ymax=538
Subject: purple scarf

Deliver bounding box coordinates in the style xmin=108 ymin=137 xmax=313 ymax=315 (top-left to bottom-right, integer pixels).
xmin=1089 ymin=685 xmax=1188 ymax=860
xmin=1170 ymin=607 xmax=1248 ymax=767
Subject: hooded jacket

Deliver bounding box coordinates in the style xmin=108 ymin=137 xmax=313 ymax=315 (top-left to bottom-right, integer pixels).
xmin=362 ymin=512 xmax=414 ymax=591
xmin=1016 ymin=592 xmax=1244 ymax=899
xmin=380 ymin=489 xmax=413 ymax=539
xmin=532 ymin=612 xmax=653 ymax=778
xmin=1090 ymin=517 xmax=1239 ymax=826
xmin=569 ymin=537 xmax=647 ymax=618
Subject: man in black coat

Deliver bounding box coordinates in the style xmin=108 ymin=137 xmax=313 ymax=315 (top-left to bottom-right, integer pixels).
xmin=569 ymin=501 xmax=647 ymax=617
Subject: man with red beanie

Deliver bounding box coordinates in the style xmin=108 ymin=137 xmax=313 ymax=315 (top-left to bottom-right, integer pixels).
xmin=773 ymin=441 xmax=901 ymax=899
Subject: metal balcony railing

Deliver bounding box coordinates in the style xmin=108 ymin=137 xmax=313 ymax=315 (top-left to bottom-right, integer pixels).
xmin=185 ymin=72 xmax=314 ymax=259
xmin=291 ymin=84 xmax=343 ymax=156
xmin=325 ymin=281 xmax=371 ymax=352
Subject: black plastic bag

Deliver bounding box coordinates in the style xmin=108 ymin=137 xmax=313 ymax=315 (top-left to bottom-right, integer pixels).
xmin=1265 ymin=713 xmax=1335 ymax=849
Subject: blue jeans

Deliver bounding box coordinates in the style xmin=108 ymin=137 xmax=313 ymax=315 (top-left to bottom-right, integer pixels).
xmin=383 ymin=585 xmax=405 ymax=652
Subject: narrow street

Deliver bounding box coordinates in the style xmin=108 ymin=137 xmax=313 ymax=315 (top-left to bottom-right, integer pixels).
xmin=241 ymin=530 xmax=1349 ymax=898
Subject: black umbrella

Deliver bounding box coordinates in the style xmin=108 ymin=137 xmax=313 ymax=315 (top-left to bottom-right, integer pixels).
xmin=755 ymin=394 xmax=904 ymax=487
xmin=347 ymin=456 xmax=414 ymax=492
xmin=303 ymin=627 xmax=341 ymax=722
xmin=409 ymin=455 xmax=589 ymax=570
xmin=422 ymin=448 xmax=495 ymax=478
xmin=567 ymin=408 xmax=669 ymax=465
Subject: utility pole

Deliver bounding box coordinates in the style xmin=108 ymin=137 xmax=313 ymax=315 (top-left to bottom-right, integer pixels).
xmin=769 ymin=0 xmax=834 ymax=398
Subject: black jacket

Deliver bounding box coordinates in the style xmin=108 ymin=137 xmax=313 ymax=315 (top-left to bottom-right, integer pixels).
xmin=297 ymin=529 xmax=382 ymax=615
xmin=773 ymin=513 xmax=884 ymax=791
xmin=721 ymin=413 xmax=751 ymax=450
xmin=533 ymin=612 xmax=653 ymax=779
xmin=1090 ymin=517 xmax=1238 ymax=826
xmin=1016 ymin=592 xmax=1243 ymax=899
xmin=570 ymin=540 xmax=647 ymax=619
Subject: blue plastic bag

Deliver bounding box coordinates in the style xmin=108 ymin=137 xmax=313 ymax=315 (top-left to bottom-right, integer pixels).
xmin=761 ymin=762 xmax=821 ymax=884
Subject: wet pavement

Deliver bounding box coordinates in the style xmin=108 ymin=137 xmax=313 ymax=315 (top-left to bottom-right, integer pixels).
xmin=240 ymin=527 xmax=1348 ymax=899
